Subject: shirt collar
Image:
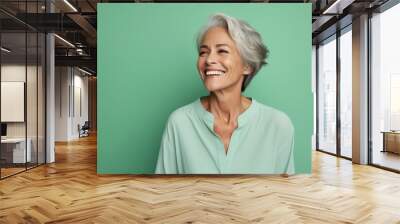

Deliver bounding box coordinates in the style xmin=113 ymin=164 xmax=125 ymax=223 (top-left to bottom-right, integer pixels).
xmin=194 ymin=97 xmax=258 ymax=130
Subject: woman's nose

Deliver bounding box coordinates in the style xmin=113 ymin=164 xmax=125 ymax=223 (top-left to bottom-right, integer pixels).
xmin=206 ymin=52 xmax=218 ymax=65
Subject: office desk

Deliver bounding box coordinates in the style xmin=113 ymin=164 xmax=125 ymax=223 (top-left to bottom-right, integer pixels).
xmin=1 ymin=138 xmax=32 ymax=163
xmin=381 ymin=131 xmax=400 ymax=154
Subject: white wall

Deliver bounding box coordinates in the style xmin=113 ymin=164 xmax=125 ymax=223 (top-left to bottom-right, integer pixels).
xmin=55 ymin=67 xmax=89 ymax=141
xmin=1 ymin=65 xmax=41 ymax=137
xmin=1 ymin=63 xmax=46 ymax=163
xmin=55 ymin=66 xmax=69 ymax=141
xmin=1 ymin=66 xmax=26 ymax=139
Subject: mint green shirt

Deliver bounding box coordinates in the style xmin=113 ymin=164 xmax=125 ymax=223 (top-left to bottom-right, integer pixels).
xmin=155 ymin=98 xmax=295 ymax=174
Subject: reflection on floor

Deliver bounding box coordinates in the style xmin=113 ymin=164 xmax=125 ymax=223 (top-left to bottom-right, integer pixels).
xmin=0 ymin=167 xmax=25 ymax=178
xmin=0 ymin=163 xmax=40 ymax=178
xmin=373 ymin=150 xmax=400 ymax=171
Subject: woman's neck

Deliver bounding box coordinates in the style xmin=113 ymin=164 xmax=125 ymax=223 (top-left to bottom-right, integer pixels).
xmin=203 ymin=91 xmax=251 ymax=125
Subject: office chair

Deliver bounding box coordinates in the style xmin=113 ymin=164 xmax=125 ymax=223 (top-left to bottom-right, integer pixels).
xmin=79 ymin=121 xmax=90 ymax=138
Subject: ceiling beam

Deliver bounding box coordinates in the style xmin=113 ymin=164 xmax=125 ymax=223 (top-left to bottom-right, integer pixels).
xmin=67 ymin=13 xmax=97 ymax=39
xmin=55 ymin=55 xmax=96 ymax=70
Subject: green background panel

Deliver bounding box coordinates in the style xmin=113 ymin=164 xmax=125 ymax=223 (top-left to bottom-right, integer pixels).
xmin=98 ymin=3 xmax=312 ymax=174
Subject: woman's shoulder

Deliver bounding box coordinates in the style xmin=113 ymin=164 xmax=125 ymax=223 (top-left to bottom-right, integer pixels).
xmin=166 ymin=99 xmax=199 ymax=125
xmin=254 ymin=101 xmax=294 ymax=132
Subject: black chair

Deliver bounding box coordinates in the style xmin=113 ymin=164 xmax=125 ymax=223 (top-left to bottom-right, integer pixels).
xmin=79 ymin=121 xmax=90 ymax=138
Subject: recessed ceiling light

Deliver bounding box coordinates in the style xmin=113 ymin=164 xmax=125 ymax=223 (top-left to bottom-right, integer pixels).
xmin=63 ymin=0 xmax=78 ymax=12
xmin=1 ymin=47 xmax=11 ymax=53
xmin=322 ymin=0 xmax=354 ymax=15
xmin=78 ymin=67 xmax=93 ymax=76
xmin=54 ymin=34 xmax=75 ymax=48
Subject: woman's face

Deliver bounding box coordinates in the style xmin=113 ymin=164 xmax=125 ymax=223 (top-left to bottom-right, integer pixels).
xmin=197 ymin=27 xmax=252 ymax=92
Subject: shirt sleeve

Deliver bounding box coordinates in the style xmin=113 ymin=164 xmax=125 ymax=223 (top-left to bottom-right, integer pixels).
xmin=284 ymin=135 xmax=295 ymax=175
xmin=155 ymin=120 xmax=178 ymax=174
xmin=275 ymin=119 xmax=295 ymax=175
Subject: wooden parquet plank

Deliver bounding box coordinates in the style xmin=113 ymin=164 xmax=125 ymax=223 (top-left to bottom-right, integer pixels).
xmin=1 ymin=134 xmax=400 ymax=223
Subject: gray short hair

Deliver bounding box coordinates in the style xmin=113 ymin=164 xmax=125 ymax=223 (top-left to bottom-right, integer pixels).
xmin=197 ymin=13 xmax=269 ymax=91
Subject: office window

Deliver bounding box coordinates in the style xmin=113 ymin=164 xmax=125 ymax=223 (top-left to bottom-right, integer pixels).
xmin=340 ymin=28 xmax=352 ymax=158
xmin=371 ymin=2 xmax=400 ymax=171
xmin=317 ymin=36 xmax=337 ymax=154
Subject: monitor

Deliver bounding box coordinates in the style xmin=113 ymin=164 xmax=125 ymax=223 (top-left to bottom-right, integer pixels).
xmin=1 ymin=123 xmax=7 ymax=137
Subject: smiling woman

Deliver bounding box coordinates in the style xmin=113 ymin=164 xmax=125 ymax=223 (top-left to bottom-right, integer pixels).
xmin=197 ymin=26 xmax=253 ymax=93
xmin=155 ymin=13 xmax=295 ymax=174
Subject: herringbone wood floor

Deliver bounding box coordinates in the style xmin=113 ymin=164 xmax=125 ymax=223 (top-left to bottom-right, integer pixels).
xmin=1 ymin=134 xmax=400 ymax=224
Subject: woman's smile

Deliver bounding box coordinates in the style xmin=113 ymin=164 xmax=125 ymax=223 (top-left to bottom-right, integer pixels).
xmin=205 ymin=70 xmax=226 ymax=76
xmin=197 ymin=27 xmax=249 ymax=92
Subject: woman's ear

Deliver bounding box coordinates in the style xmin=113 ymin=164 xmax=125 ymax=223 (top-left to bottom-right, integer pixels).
xmin=243 ymin=65 xmax=253 ymax=75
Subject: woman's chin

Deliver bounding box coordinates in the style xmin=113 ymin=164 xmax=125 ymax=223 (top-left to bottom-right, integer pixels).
xmin=204 ymin=84 xmax=225 ymax=92
xmin=203 ymin=80 xmax=241 ymax=93
xmin=203 ymin=79 xmax=227 ymax=92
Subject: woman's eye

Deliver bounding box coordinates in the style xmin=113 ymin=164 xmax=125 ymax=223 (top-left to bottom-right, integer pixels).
xmin=199 ymin=51 xmax=207 ymax=56
xmin=218 ymin=50 xmax=228 ymax=54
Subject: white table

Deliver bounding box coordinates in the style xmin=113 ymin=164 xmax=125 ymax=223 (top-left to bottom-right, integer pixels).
xmin=1 ymin=138 xmax=31 ymax=163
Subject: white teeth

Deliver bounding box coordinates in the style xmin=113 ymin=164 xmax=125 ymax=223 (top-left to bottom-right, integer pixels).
xmin=205 ymin=70 xmax=225 ymax=76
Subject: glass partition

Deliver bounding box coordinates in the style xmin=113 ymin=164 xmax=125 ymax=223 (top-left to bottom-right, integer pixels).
xmin=1 ymin=31 xmax=28 ymax=177
xmin=0 ymin=1 xmax=46 ymax=179
xmin=38 ymin=32 xmax=45 ymax=165
xmin=27 ymin=30 xmax=38 ymax=169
